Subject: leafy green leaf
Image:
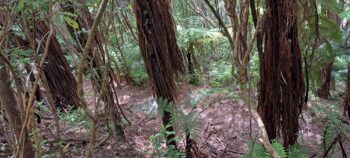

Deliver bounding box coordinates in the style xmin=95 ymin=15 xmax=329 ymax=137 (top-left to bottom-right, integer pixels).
xmin=64 ymin=16 xmax=79 ymax=29
xmin=16 ymin=0 xmax=25 ymax=12
xmin=339 ymin=11 xmax=350 ymax=20
xmin=127 ymin=3 xmax=133 ymax=10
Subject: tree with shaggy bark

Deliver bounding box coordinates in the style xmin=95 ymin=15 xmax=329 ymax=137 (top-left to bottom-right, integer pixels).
xmin=35 ymin=21 xmax=81 ymax=108
xmin=258 ymin=0 xmax=305 ymax=147
xmin=134 ymin=0 xmax=184 ymax=148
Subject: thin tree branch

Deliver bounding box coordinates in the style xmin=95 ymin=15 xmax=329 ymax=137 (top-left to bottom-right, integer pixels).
xmin=77 ymin=0 xmax=109 ymax=121
xmin=17 ymin=24 xmax=55 ymax=158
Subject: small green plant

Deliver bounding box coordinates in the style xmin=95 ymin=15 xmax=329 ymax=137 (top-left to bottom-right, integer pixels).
xmin=131 ymin=68 xmax=149 ymax=86
xmin=287 ymin=144 xmax=308 ymax=158
xmin=185 ymin=86 xmax=238 ymax=109
xmin=149 ymin=124 xmax=184 ymax=158
xmin=242 ymin=140 xmax=307 ymax=158
xmin=59 ymin=107 xmax=90 ymax=129
xmin=319 ymin=105 xmax=350 ymax=156
xmin=187 ymin=70 xmax=202 ymax=86
xmin=242 ymin=140 xmax=286 ymax=158
xmin=149 ymin=97 xmax=201 ymax=157
xmin=208 ymin=62 xmax=232 ymax=87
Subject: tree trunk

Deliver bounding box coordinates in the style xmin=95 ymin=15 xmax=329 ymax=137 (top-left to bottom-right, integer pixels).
xmin=343 ymin=66 xmax=350 ymax=119
xmin=317 ymin=61 xmax=333 ymax=99
xmin=223 ymin=0 xmax=250 ymax=81
xmin=258 ymin=0 xmax=305 ymax=147
xmin=35 ymin=21 xmax=81 ymax=108
xmin=0 ymin=60 xmax=34 ymax=158
xmin=134 ymin=0 xmax=184 ymax=148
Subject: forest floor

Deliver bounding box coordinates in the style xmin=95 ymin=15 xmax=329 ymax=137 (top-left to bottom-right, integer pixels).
xmin=1 ymin=81 xmax=350 ymax=158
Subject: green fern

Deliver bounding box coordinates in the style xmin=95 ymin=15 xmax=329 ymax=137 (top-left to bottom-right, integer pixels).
xmin=288 ymin=144 xmax=308 ymax=158
xmin=150 ymin=97 xmax=203 ymax=157
xmin=242 ymin=140 xmax=307 ymax=158
xmin=319 ymin=105 xmax=350 ymax=152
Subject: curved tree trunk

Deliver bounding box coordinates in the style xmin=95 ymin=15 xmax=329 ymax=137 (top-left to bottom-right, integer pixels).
xmin=258 ymin=0 xmax=305 ymax=147
xmin=134 ymin=0 xmax=184 ymax=148
xmin=0 ymin=60 xmax=34 ymax=158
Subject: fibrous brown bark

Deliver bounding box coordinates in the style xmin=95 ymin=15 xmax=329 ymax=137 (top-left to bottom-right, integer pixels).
xmin=35 ymin=21 xmax=81 ymax=108
xmin=134 ymin=0 xmax=184 ymax=148
xmin=258 ymin=0 xmax=305 ymax=147
xmin=0 ymin=60 xmax=34 ymax=158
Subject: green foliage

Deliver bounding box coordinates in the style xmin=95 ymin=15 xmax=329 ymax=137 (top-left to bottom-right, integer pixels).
xmin=149 ymin=97 xmax=202 ymax=157
xmin=30 ymin=128 xmax=47 ymax=150
xmin=208 ymin=62 xmax=232 ymax=87
xmin=35 ymin=100 xmax=50 ymax=117
xmin=241 ymin=140 xmax=284 ymax=158
xmin=109 ymin=39 xmax=149 ymax=85
xmin=249 ymin=52 xmax=261 ymax=87
xmin=59 ymin=107 xmax=90 ymax=129
xmin=319 ymin=15 xmax=342 ymax=43
xmin=299 ymin=0 xmax=344 ymax=93
xmin=156 ymin=97 xmax=175 ymax=118
xmin=332 ymin=56 xmax=348 ymax=82
xmin=62 ymin=12 xmax=79 ymax=29
xmin=149 ymin=124 xmax=185 ymax=158
xmin=178 ymin=27 xmax=224 ymax=46
xmin=242 ymin=140 xmax=307 ymax=158
xmin=287 ymin=144 xmax=308 ymax=158
xmin=15 ymin=0 xmax=51 ymax=18
xmin=340 ymin=10 xmax=350 ymax=20
xmin=157 ymin=97 xmax=202 ymax=139
xmin=16 ymin=0 xmax=25 ymax=12
xmin=9 ymin=47 xmax=32 ymax=66
xmin=176 ymin=19 xmax=233 ymax=88
xmin=319 ymin=0 xmax=341 ymax=14
xmin=319 ymin=105 xmax=350 ymax=152
xmin=185 ymin=86 xmax=238 ymax=109
xmin=186 ymin=70 xmax=202 ymax=86
xmin=130 ymin=67 xmax=148 ymax=85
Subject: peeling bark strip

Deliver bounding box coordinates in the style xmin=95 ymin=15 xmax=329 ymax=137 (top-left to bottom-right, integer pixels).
xmin=134 ymin=0 xmax=184 ymax=148
xmin=258 ymin=0 xmax=305 ymax=147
